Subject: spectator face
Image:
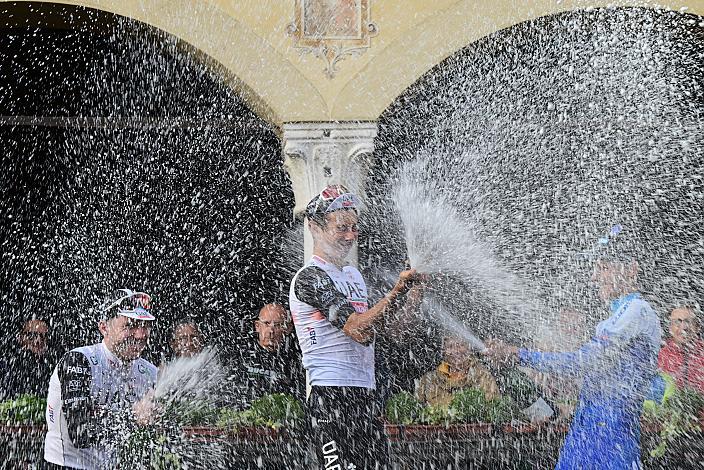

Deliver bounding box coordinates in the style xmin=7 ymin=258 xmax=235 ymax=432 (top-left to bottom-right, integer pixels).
xmin=443 ymin=336 xmax=471 ymax=368
xmin=170 ymin=323 xmax=203 ymax=358
xmin=591 ymin=260 xmax=637 ymax=303
xmin=99 ymin=315 xmax=151 ymax=361
xmin=18 ymin=319 xmax=48 ymax=356
xmin=255 ymin=304 xmax=288 ymax=352
xmin=311 ymin=210 xmax=359 ymax=260
xmin=670 ymin=307 xmax=699 ymax=347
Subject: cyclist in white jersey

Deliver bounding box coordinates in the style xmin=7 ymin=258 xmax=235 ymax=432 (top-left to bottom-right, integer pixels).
xmin=44 ymin=289 xmax=157 ymax=470
xmin=290 ymin=184 xmax=423 ymax=470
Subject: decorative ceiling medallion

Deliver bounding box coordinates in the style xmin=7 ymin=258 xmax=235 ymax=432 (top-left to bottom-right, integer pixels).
xmin=287 ymin=0 xmax=378 ymax=79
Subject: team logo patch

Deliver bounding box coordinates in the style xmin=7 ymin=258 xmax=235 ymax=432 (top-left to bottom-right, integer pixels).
xmin=326 ymin=193 xmax=360 ymax=213
xmin=66 ymin=365 xmax=87 ymax=375
xmin=89 ymin=355 xmax=99 ymax=365
xmin=135 ymin=309 xmax=152 ymax=319
xmin=307 ymin=326 xmax=318 ymax=345
xmin=68 ymin=379 xmax=82 ymax=392
xmin=350 ymin=301 xmax=368 ymax=313
xmin=138 ymin=363 xmax=147 ymax=374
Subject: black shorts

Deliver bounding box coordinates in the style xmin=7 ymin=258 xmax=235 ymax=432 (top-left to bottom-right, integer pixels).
xmin=307 ymin=385 xmax=388 ymax=470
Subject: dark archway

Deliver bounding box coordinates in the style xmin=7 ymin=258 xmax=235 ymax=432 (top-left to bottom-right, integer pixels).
xmin=366 ymin=7 xmax=704 ymax=342
xmin=0 ymin=2 xmax=294 ymax=363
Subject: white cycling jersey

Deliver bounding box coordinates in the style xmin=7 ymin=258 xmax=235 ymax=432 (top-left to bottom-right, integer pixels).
xmin=44 ymin=342 xmax=157 ymax=469
xmin=289 ymin=255 xmax=375 ymax=389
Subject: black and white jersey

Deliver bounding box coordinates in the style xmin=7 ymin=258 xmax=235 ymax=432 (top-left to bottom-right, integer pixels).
xmin=44 ymin=342 xmax=157 ymax=469
xmin=230 ymin=337 xmax=305 ymax=407
xmin=289 ymin=255 xmax=375 ymax=389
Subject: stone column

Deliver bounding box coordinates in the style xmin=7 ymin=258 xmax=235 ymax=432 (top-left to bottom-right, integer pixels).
xmin=283 ymin=121 xmax=378 ymax=263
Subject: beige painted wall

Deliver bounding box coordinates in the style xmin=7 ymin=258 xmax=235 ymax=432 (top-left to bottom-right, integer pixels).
xmin=4 ymin=0 xmax=704 ymax=125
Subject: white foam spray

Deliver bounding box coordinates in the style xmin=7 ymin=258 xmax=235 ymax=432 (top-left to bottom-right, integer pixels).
xmin=155 ymin=346 xmax=226 ymax=405
xmin=422 ymin=292 xmax=487 ymax=352
xmin=393 ymin=154 xmax=551 ymax=342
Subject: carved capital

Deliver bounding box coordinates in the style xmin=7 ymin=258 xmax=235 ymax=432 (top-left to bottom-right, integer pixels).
xmin=282 ymin=121 xmax=378 ymax=261
xmin=283 ymin=122 xmax=377 ymax=218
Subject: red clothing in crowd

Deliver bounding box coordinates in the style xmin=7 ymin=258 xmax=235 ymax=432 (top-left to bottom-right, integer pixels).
xmin=658 ymin=339 xmax=704 ymax=394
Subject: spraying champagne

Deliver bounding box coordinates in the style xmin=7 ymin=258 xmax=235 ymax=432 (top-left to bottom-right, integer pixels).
xmin=421 ymin=293 xmax=555 ymax=421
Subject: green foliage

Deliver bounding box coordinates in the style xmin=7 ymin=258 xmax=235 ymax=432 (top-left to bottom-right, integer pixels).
xmin=217 ymin=393 xmax=304 ymax=429
xmin=483 ymin=396 xmax=517 ymax=424
xmin=0 ymin=394 xmax=47 ymax=424
xmin=118 ymin=427 xmax=182 ymax=470
xmin=117 ymin=394 xmax=304 ymax=468
xmin=645 ymin=387 xmax=704 ymax=458
xmin=385 ymin=389 xmax=518 ymax=425
xmin=449 ymin=389 xmax=518 ymax=424
xmin=136 ymin=393 xmax=305 ymax=430
xmin=249 ymin=393 xmax=304 ymax=427
xmin=450 ymin=388 xmax=486 ymax=422
xmin=216 ymin=407 xmax=254 ymax=428
xmin=385 ymin=391 xmax=424 ymax=425
xmin=162 ymin=399 xmax=220 ymax=426
xmin=420 ymin=403 xmax=453 ymax=425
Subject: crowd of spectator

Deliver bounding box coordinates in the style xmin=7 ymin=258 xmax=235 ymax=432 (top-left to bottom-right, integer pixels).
xmin=4 ymin=301 xmax=698 ymax=410
xmin=1 ymin=298 xmax=700 ymax=465
xmin=1 ymin=185 xmax=702 ymax=470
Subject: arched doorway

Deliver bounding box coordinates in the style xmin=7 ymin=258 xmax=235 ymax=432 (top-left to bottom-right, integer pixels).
xmin=367 ymin=6 xmax=703 ymax=343
xmin=0 ymin=2 xmax=295 ymax=363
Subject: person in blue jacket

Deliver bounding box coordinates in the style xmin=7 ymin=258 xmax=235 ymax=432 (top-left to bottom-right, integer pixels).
xmin=485 ymin=225 xmax=662 ymax=469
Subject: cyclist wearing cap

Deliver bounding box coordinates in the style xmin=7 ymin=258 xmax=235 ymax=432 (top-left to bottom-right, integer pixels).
xmin=44 ymin=289 xmax=158 ymax=470
xmin=485 ymin=227 xmax=661 ymax=470
xmin=289 ymin=184 xmax=422 ymax=469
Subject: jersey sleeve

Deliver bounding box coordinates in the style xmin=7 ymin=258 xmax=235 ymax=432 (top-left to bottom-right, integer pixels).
xmin=519 ymin=300 xmax=659 ymax=377
xmin=598 ymin=300 xmax=652 ymax=345
xmin=517 ymin=338 xmax=608 ymax=377
xmin=57 ymin=351 xmax=101 ymax=448
xmin=294 ymin=266 xmax=356 ymax=329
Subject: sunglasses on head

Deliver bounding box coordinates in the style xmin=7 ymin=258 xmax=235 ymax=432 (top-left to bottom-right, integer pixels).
xmin=102 ymin=289 xmax=152 ymax=316
xmin=320 ymin=185 xmax=348 ymax=201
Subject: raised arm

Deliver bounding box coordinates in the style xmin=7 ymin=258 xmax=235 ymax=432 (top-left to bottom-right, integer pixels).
xmin=344 ymin=270 xmax=418 ymax=343
xmin=488 ymin=299 xmax=659 ymax=377
xmin=294 ymin=267 xmax=417 ymax=344
xmin=517 ymin=338 xmax=610 ymax=377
